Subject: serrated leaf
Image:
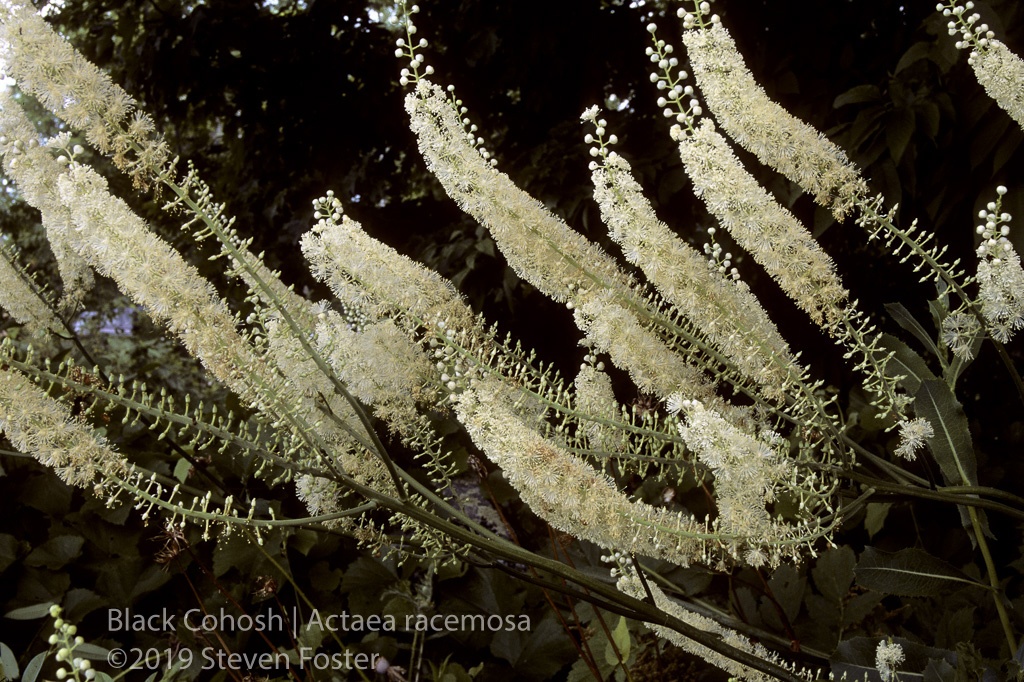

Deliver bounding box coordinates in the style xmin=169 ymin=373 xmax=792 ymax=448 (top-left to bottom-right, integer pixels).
xmin=884 ymin=303 xmax=940 ymax=358
xmin=298 ymin=620 xmax=324 ymax=651
xmin=490 ymin=614 xmax=577 ymax=679
xmin=213 ymin=532 xmax=261 ymax=578
xmin=923 ymin=657 xmax=956 ymax=682
xmin=914 ymin=379 xmax=993 ymax=543
xmin=855 ymin=547 xmax=982 ymax=596
xmin=915 ymin=380 xmax=976 ymax=486
xmin=22 ymin=651 xmax=46 ymax=682
xmin=4 ymin=602 xmax=54 ymax=620
xmin=25 ymin=535 xmax=84 ymax=570
xmin=759 ymin=564 xmax=805 ymax=629
xmin=843 ymin=591 xmax=883 ymax=628
xmin=813 ymin=546 xmax=856 ymax=603
xmin=288 ymin=529 xmax=318 ymax=556
xmin=865 ymin=503 xmax=892 ymax=539
xmin=879 ymin=334 xmax=936 ymax=393
xmin=0 ymin=642 xmax=18 ymax=679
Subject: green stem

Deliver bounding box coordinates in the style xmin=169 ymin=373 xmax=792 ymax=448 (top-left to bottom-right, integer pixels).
xmin=968 ymin=505 xmax=1018 ymax=654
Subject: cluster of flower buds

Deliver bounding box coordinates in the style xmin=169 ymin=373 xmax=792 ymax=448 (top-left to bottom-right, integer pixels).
xmin=581 ymin=105 xmax=619 ymax=171
xmin=394 ymin=3 xmax=434 ymax=86
xmin=976 ymin=185 xmax=1013 ymax=260
xmin=644 ymin=24 xmax=701 ymax=128
xmin=939 ymin=1 xmax=995 ymax=62
xmin=312 ymin=189 xmax=344 ymax=224
xmin=702 ymin=227 xmax=740 ymax=282
xmin=678 ymin=0 xmax=719 ymax=31
xmin=47 ymin=605 xmax=96 ymax=681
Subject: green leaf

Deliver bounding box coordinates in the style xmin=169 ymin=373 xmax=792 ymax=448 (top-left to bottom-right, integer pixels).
xmin=923 ymin=657 xmax=956 ymax=682
xmin=0 ymin=641 xmax=18 ymax=679
xmin=884 ymin=304 xmax=940 ymax=358
xmin=834 ymin=84 xmax=882 ymax=108
xmin=813 ymin=546 xmax=856 ymax=603
xmin=490 ymin=614 xmax=576 ymax=679
xmin=759 ymin=564 xmax=805 ymax=628
xmin=855 ymin=547 xmax=982 ymax=596
xmin=4 ymin=602 xmax=54 ymax=620
xmin=914 ymin=380 xmax=976 ymax=487
xmin=914 ymin=379 xmax=993 ymax=542
xmin=25 ymin=536 xmax=84 ymax=570
xmin=879 ymin=334 xmax=936 ymax=393
xmin=288 ymin=529 xmax=318 ymax=557
xmin=74 ymin=643 xmax=111 ymax=659
xmin=0 ymin=534 xmax=18 ymax=574
xmin=842 ymin=592 xmax=883 ymax=629
xmin=22 ymin=651 xmax=46 ymax=682
xmin=886 ymin=108 xmax=915 ymax=163
xmin=172 ymin=458 xmax=191 ymax=484
xmin=864 ymin=502 xmax=892 ymax=539
xmin=895 ymin=42 xmax=934 ymax=74
xmin=605 ymin=616 xmax=631 ymax=667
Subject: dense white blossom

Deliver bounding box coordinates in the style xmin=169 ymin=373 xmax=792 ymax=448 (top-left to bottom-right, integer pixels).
xmin=406 ymin=79 xmax=714 ymax=401
xmin=682 ymin=23 xmax=867 ymax=219
xmin=455 ymin=378 xmax=713 ymax=567
xmin=875 ymin=639 xmax=905 ymax=682
xmin=968 ymin=40 xmax=1024 ymax=129
xmin=0 ymin=91 xmax=94 ymax=306
xmin=591 ymin=149 xmax=797 ymax=399
xmin=615 ymin=562 xmax=788 ymax=682
xmin=894 ymin=417 xmax=934 ymax=461
xmin=674 ymin=119 xmax=849 ymax=331
xmin=0 ymin=0 xmax=170 ymax=186
xmin=0 ymin=365 xmax=128 ymax=487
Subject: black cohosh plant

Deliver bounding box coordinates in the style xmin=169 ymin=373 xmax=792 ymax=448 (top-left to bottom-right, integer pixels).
xmin=0 ymin=0 xmax=1021 ymax=679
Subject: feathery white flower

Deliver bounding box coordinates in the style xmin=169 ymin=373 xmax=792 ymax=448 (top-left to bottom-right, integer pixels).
xmin=0 ymin=90 xmax=94 ymax=306
xmin=314 ymin=312 xmax=433 ymax=433
xmin=575 ymin=294 xmax=716 ymax=402
xmin=682 ymin=23 xmax=867 ymax=219
xmin=455 ymin=377 xmax=711 ymax=567
xmin=0 ymin=246 xmax=63 ymax=337
xmin=940 ymin=311 xmax=982 ymax=359
xmin=975 ymin=197 xmax=1024 ymax=341
xmin=875 ymin=639 xmax=905 ymax=682
xmin=574 ymin=364 xmax=625 ymax=453
xmin=0 ymin=365 xmax=128 ymax=488
xmin=977 ymin=254 xmax=1024 ymax=341
xmin=591 ymin=149 xmax=797 ymax=399
xmin=406 ymin=79 xmax=714 ymax=401
xmin=894 ymin=417 xmax=934 ymax=461
xmin=674 ymin=119 xmax=849 ymax=330
xmin=0 ymin=1 xmax=170 ymax=186
xmin=969 ymin=40 xmax=1024 ymax=130
xmin=676 ymin=399 xmax=798 ymax=559
xmin=615 ymin=563 xmax=787 ymax=682
xmin=302 ymin=211 xmax=477 ymax=334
